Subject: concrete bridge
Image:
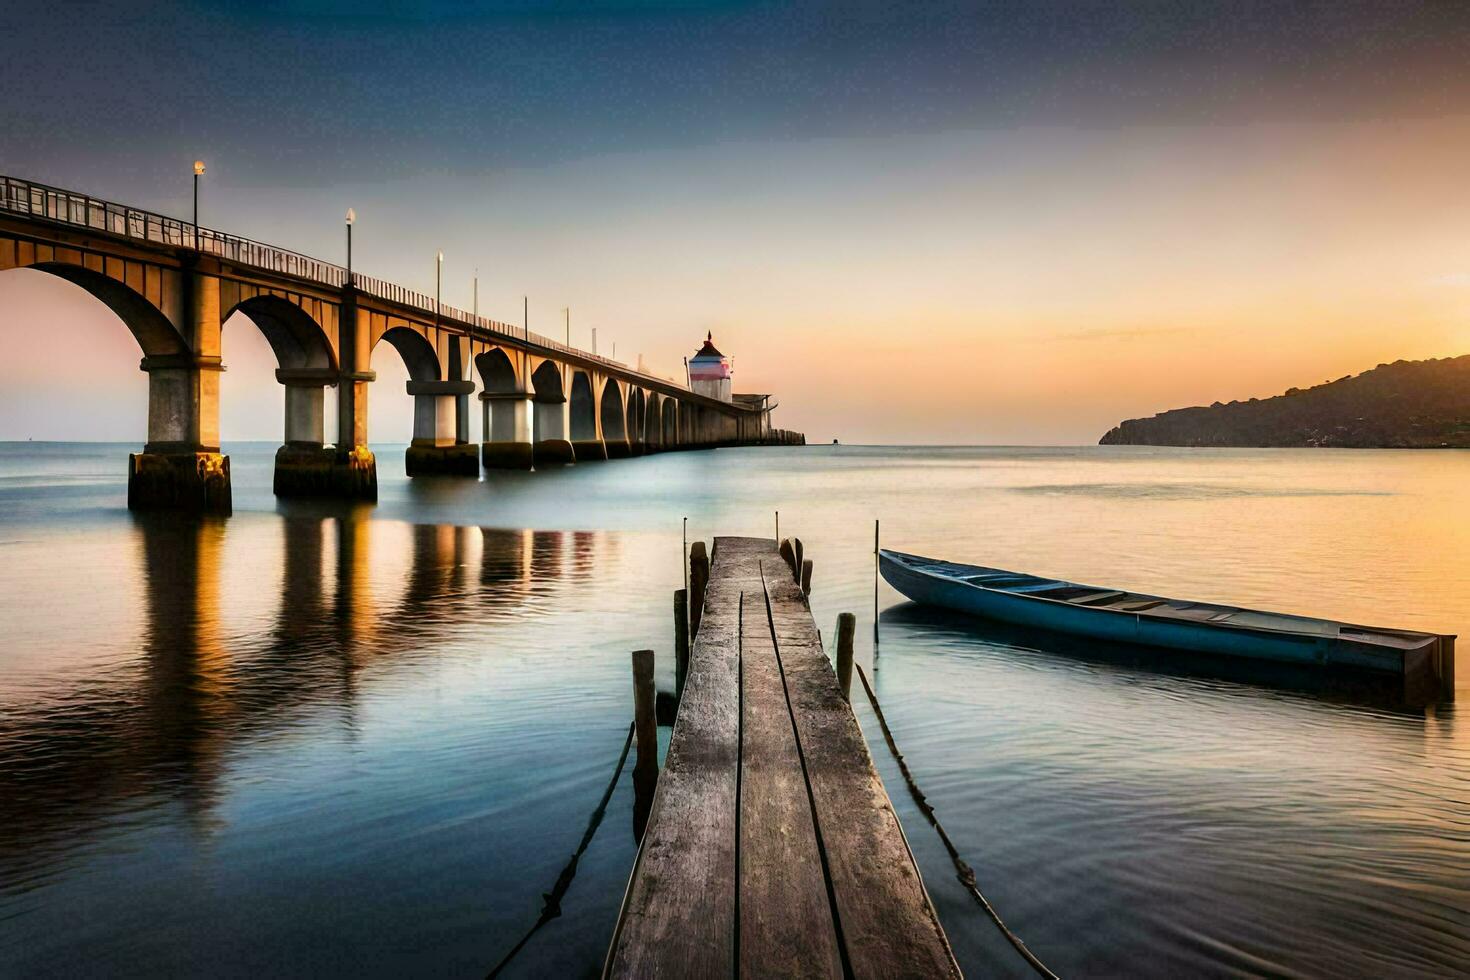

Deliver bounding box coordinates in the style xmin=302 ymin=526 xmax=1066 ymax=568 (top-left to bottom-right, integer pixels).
xmin=0 ymin=175 xmax=801 ymax=513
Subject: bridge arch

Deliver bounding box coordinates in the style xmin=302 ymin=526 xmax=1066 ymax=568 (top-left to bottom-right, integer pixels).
xmin=1 ymin=263 xmax=219 ymax=466
xmin=224 ymin=295 xmax=336 ymax=372
xmin=475 ymin=347 xmax=519 ymax=394
xmin=601 ymin=380 xmax=626 ymax=442
xmin=529 ymin=359 xmax=573 ymax=462
xmin=23 ymin=262 xmax=187 ymax=358
xmin=477 ymin=348 xmax=532 ymax=468
xmin=626 ymin=388 xmax=646 ymax=452
xmin=221 ymin=295 xmax=340 ymax=451
xmin=662 ymin=398 xmax=678 ymax=447
xmin=375 ymin=325 xmax=442 ymax=382
xmin=568 ymin=371 xmax=607 ymax=461
xmin=569 ymin=371 xmax=596 ymax=442
xmin=645 ymin=392 xmax=663 ymax=450
xmin=371 ymin=324 xmax=472 ymax=474
xmin=530 ymin=360 xmax=564 ymax=402
xmin=600 ymin=379 xmax=628 ymax=457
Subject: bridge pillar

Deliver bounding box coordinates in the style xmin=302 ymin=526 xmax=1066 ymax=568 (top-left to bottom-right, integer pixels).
xmin=271 ymin=367 xmax=375 ymax=499
xmin=406 ymin=379 xmax=479 ymax=476
xmin=128 ymin=351 xmax=231 ymax=514
xmin=326 ymin=293 xmax=378 ymax=500
xmin=533 ymin=399 xmax=576 ymax=465
xmin=284 ymin=380 xmax=325 ymax=447
xmin=481 ymin=392 xmax=534 ymax=469
xmin=573 ymin=435 xmax=609 ymax=461
xmin=447 ymin=336 xmax=473 ymax=446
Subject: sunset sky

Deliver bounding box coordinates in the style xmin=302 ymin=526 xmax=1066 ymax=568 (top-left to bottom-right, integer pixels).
xmin=2 ymin=1 xmax=1469 ymax=444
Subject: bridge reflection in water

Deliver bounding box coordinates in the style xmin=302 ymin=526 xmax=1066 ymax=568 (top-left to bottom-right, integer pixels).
xmin=0 ymin=511 xmax=663 ymax=975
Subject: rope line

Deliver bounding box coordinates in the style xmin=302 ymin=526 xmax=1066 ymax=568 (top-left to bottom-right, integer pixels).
xmin=486 ymin=722 xmax=636 ymax=979
xmin=855 ymin=664 xmax=1061 ymax=980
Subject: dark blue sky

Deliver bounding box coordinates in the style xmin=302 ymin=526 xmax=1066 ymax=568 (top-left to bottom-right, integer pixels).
xmin=5 ymin=1 xmax=1469 ymax=193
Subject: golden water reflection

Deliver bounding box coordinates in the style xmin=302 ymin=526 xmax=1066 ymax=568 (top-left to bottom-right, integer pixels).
xmin=0 ymin=511 xmax=622 ymax=883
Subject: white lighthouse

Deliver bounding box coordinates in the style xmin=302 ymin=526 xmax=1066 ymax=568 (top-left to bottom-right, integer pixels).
xmin=688 ymin=331 xmax=733 ymax=402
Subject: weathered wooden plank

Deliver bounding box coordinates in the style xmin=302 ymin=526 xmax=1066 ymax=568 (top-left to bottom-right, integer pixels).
xmin=739 ymin=584 xmax=843 ymax=979
xmin=604 ymin=540 xmax=750 ymax=977
xmin=763 ymin=562 xmax=961 ymax=979
xmin=608 ymin=537 xmax=959 ymax=979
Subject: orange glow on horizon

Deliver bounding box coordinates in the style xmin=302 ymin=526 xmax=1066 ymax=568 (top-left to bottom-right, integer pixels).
xmin=2 ymin=115 xmax=1468 ymax=444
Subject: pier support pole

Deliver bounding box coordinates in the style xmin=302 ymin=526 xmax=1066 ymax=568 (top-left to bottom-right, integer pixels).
xmin=674 ymin=589 xmax=690 ymax=699
xmin=801 ymin=559 xmax=813 ymax=596
xmin=631 ymin=649 xmax=658 ymax=841
xmin=689 ymin=542 xmax=710 ymax=639
xmin=632 ymin=649 xmax=658 ymax=778
xmin=793 ymin=538 xmax=805 ymax=583
xmin=835 ymin=613 xmax=856 ymax=702
xmin=874 ymin=519 xmax=881 ymax=654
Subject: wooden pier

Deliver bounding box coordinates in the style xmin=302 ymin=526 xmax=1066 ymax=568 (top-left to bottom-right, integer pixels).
xmin=605 ymin=537 xmax=961 ymax=978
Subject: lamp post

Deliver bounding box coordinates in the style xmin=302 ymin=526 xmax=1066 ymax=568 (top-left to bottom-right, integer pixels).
xmin=563 ymin=307 xmax=570 ymax=348
xmin=192 ymin=160 xmax=205 ymax=250
xmin=435 ymin=250 xmax=443 ymax=329
xmin=345 ymin=208 xmax=355 ymax=285
xmin=470 ymin=267 xmax=479 ymax=376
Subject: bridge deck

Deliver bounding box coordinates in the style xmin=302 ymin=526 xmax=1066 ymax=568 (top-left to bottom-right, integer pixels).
xmin=605 ymin=536 xmax=961 ymax=979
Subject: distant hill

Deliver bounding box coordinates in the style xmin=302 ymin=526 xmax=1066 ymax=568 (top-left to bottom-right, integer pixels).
xmin=1099 ymin=355 xmax=1470 ymax=448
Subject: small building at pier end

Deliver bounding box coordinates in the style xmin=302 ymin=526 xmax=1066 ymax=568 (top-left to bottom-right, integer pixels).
xmin=685 ymin=330 xmax=799 ymax=444
xmin=689 ymin=332 xmax=733 ymax=402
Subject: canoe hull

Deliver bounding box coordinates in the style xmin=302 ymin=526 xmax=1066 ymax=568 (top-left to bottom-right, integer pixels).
xmin=879 ymin=552 xmax=1439 ymax=682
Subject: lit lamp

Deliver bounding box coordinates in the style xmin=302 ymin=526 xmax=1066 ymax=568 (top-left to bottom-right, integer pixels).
xmin=345 ymin=208 xmax=355 ymax=284
xmin=192 ymin=160 xmax=205 ymax=250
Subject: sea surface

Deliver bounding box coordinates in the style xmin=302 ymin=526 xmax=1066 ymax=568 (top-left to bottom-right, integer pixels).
xmin=0 ymin=442 xmax=1466 ymax=978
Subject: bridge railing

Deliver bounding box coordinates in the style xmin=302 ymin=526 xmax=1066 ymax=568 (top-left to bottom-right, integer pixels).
xmin=0 ymin=175 xmax=348 ymax=287
xmin=0 ymin=174 xmax=688 ymax=391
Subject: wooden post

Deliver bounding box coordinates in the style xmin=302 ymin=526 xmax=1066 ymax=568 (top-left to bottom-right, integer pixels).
xmin=874 ymin=519 xmax=880 ymax=653
xmin=835 ymin=613 xmax=856 ymax=702
xmin=778 ymin=538 xmax=796 ymax=578
xmin=801 ymin=558 xmax=813 ymax=596
xmin=793 ymin=538 xmax=804 ymax=582
xmin=690 ymin=541 xmax=710 ymax=639
xmin=1441 ymin=635 xmax=1457 ymax=702
xmin=675 ymin=589 xmax=690 ymax=698
xmin=632 ymin=649 xmax=658 ymax=779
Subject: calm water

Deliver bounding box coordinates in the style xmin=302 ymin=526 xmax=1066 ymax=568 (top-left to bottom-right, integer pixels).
xmin=1 ymin=443 xmax=1466 ymax=978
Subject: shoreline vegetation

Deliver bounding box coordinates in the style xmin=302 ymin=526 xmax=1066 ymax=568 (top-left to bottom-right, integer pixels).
xmin=1100 ymin=355 xmax=1470 ymax=448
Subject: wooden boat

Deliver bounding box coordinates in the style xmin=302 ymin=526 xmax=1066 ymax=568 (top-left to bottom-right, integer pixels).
xmin=879 ymin=549 xmax=1456 ymax=704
